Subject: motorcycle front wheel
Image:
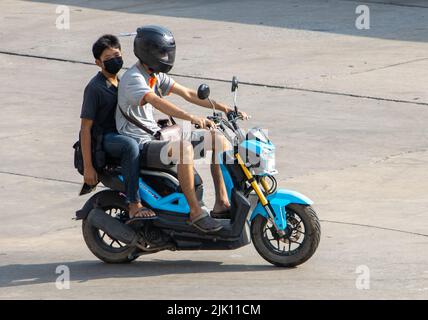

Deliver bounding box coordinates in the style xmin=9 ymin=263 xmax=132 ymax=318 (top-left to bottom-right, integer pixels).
xmin=251 ymin=204 xmax=321 ymax=267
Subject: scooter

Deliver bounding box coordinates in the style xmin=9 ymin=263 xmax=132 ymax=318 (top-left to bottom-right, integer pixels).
xmin=75 ymin=76 xmax=320 ymax=267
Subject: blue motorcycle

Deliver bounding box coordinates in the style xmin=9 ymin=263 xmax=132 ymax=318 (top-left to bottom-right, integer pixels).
xmin=75 ymin=76 xmax=320 ymax=267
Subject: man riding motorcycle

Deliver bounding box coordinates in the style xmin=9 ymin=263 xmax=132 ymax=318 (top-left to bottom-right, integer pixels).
xmin=115 ymin=25 xmax=248 ymax=233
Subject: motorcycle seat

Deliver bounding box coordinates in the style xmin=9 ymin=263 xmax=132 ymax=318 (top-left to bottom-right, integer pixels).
xmin=104 ymin=155 xmax=202 ymax=187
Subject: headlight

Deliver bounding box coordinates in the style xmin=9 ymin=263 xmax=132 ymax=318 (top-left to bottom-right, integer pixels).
xmin=247 ymin=128 xmax=270 ymax=144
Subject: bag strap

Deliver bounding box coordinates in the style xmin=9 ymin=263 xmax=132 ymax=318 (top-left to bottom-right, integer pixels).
xmin=118 ymin=105 xmax=156 ymax=136
xmin=118 ymin=76 xmax=177 ymax=136
xmin=136 ymin=62 xmax=176 ymax=125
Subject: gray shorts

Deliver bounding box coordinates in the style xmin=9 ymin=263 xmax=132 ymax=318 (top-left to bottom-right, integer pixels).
xmin=140 ymin=129 xmax=210 ymax=169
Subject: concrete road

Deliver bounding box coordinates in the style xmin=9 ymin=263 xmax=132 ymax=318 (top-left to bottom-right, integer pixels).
xmin=0 ymin=0 xmax=427 ymax=299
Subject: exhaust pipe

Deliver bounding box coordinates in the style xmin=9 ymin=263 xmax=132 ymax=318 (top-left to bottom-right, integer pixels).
xmin=87 ymin=208 xmax=138 ymax=246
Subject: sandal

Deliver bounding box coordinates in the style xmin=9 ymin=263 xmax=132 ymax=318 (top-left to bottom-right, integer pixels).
xmin=126 ymin=207 xmax=157 ymax=224
xmin=186 ymin=211 xmax=223 ymax=233
xmin=210 ymin=209 xmax=231 ymax=219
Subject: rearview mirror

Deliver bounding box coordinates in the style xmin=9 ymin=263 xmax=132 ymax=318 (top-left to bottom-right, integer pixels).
xmin=197 ymin=84 xmax=210 ymax=100
xmin=231 ymin=76 xmax=238 ymax=92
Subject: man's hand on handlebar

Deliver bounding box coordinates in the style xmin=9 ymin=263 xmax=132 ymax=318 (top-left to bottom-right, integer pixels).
xmin=236 ymin=110 xmax=250 ymax=120
xmin=224 ymin=107 xmax=250 ymax=120
xmin=191 ymin=115 xmax=217 ymax=129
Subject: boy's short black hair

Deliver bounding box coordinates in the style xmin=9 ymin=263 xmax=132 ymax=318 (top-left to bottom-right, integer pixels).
xmin=92 ymin=34 xmax=121 ymax=60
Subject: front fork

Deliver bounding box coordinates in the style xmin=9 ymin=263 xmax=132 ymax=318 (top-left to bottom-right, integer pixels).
xmin=235 ymin=153 xmax=286 ymax=236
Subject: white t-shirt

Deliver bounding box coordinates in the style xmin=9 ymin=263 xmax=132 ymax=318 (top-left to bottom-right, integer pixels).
xmin=115 ymin=62 xmax=175 ymax=145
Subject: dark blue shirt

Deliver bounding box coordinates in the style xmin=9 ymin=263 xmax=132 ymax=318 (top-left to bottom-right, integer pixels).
xmin=80 ymin=72 xmax=118 ymax=134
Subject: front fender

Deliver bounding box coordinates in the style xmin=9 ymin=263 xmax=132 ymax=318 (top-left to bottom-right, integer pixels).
xmin=250 ymin=189 xmax=313 ymax=230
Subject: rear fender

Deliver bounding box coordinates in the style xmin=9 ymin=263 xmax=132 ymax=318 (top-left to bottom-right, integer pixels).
xmin=75 ymin=190 xmax=127 ymax=220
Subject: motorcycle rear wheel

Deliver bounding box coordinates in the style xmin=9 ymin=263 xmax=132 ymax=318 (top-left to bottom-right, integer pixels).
xmin=82 ymin=202 xmax=138 ymax=264
xmin=251 ymin=204 xmax=320 ymax=267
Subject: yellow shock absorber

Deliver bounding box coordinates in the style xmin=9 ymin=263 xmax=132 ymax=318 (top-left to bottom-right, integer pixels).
xmin=235 ymin=153 xmax=268 ymax=206
xmin=260 ymin=177 xmax=271 ymax=194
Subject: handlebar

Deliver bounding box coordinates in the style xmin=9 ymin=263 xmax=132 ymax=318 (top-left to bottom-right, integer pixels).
xmin=194 ymin=110 xmax=243 ymax=132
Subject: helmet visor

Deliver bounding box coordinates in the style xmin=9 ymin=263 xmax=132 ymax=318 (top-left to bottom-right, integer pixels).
xmin=152 ymin=45 xmax=175 ymax=65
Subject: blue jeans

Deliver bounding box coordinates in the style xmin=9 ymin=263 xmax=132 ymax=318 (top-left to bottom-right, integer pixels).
xmin=103 ymin=132 xmax=141 ymax=203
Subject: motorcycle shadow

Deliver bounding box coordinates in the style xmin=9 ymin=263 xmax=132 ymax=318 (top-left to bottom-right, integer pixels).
xmin=0 ymin=259 xmax=283 ymax=289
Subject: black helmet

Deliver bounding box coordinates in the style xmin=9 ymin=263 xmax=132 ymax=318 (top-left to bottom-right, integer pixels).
xmin=134 ymin=25 xmax=176 ymax=74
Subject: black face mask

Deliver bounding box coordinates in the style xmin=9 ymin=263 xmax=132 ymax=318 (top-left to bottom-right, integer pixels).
xmin=103 ymin=56 xmax=123 ymax=75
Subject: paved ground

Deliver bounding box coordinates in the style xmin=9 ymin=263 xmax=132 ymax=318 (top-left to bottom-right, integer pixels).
xmin=0 ymin=0 xmax=427 ymax=299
